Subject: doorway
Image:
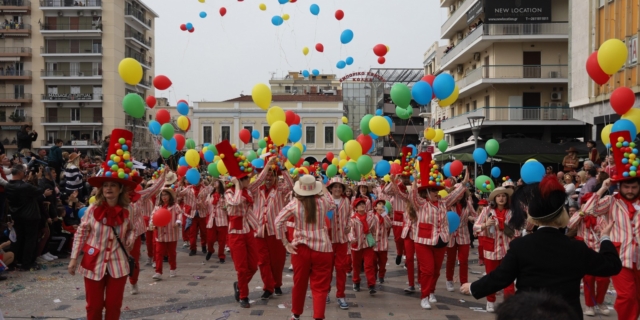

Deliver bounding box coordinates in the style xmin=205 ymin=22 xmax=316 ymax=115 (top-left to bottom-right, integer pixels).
xmin=523 ymin=52 xmax=541 ymax=78
xmin=522 ymin=92 xmax=541 ymax=120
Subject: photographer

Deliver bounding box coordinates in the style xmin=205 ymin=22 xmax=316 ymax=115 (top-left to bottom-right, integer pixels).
xmin=48 ymin=139 xmax=64 ymax=183
xmin=17 ymin=125 xmax=37 ymax=151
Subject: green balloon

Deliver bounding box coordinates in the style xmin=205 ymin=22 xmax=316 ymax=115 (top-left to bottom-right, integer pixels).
xmin=337 ymin=124 xmax=353 ymax=143
xmin=122 ymin=93 xmax=145 ymax=119
xmin=185 ymin=139 xmax=196 ymax=149
xmin=208 ymin=162 xmax=220 ymax=177
xmin=356 ymin=155 xmax=374 ymax=175
xmin=160 ymin=146 xmax=171 ymax=158
xmin=384 ymin=201 xmax=392 ymax=213
xmin=345 ymin=161 xmax=361 ymax=181
xmin=258 ymin=139 xmax=267 ymax=148
xmin=207 ymin=144 xmax=218 ymax=155
xmin=360 ymin=114 xmax=374 ymax=135
xmin=246 ymin=150 xmax=258 ymax=162
xmin=303 ymin=161 xmax=310 ymax=167
xmin=485 ymin=139 xmax=500 ymax=157
xmin=160 ymin=123 xmax=174 ymax=140
xmin=287 ymin=146 xmax=301 ymax=164
xmin=390 ymin=83 xmax=412 ymax=109
xmin=438 ymin=139 xmax=448 ymax=153
xmin=475 ymin=175 xmax=495 ymax=192
xmin=326 ymin=164 xmax=338 ymax=178
xmin=396 ymin=106 xmax=412 ymax=120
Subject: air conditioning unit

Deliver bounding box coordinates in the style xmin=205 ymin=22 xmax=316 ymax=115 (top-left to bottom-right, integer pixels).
xmin=457 ymin=65 xmax=464 ymax=74
xmin=57 ymin=11 xmax=63 ymax=16
xmin=449 ymin=5 xmax=455 ymax=12
xmin=78 ymin=72 xmax=84 ymax=76
xmin=78 ymin=11 xmax=84 ymax=16
xmin=457 ymin=32 xmax=463 ymax=40
xmin=549 ymin=71 xmax=559 ymax=78
xmin=473 ymin=52 xmax=481 ymax=61
xmin=551 ymin=92 xmax=562 ymax=100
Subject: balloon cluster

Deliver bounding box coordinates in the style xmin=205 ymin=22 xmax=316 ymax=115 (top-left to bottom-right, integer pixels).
xmin=373 ymin=44 xmax=389 ymax=64
xmin=151 ymin=165 xmax=166 ymax=180
xmin=180 ymin=22 xmax=196 ymax=33
xmin=442 ymin=160 xmax=463 ymax=178
xmin=614 ymin=137 xmax=638 ymax=179
xmin=118 ymin=58 xmax=147 ymax=119
xmin=417 ymin=159 xmax=445 ymax=189
xmin=105 ymin=138 xmax=138 ymax=181
xmin=424 ymin=127 xmax=445 ymax=143
xmin=586 ymin=39 xmax=628 ymax=85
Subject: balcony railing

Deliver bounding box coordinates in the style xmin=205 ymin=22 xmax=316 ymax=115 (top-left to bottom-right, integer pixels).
xmin=42 ymin=93 xmax=101 ymax=100
xmin=41 ymin=46 xmax=103 ymax=54
xmin=137 ymin=79 xmax=151 ymax=88
xmin=1 ymin=0 xmax=30 ymax=7
xmin=0 ymin=22 xmax=30 ymax=31
xmin=41 ymin=70 xmax=102 ymax=77
xmin=125 ymin=7 xmax=152 ymax=28
xmin=0 ymin=47 xmax=31 ymax=55
xmin=125 ymin=52 xmax=152 ymax=67
xmin=456 ymin=65 xmax=568 ymax=90
xmin=124 ymin=30 xmax=151 ymax=47
xmin=40 ymin=23 xmax=100 ymax=31
xmin=42 ymin=114 xmax=102 ymax=123
xmin=40 ymin=0 xmax=101 ymax=7
xmin=440 ymin=107 xmax=574 ymax=131
xmin=0 ymin=114 xmax=31 ymax=123
xmin=0 ymin=93 xmax=32 ymax=101
xmin=393 ymin=124 xmax=425 ymax=135
xmin=0 ymin=70 xmax=31 ymax=77
xmin=441 ymin=0 xmax=472 ymax=35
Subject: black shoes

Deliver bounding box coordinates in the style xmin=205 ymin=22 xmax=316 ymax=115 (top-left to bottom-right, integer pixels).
xmin=205 ymin=252 xmax=212 ymax=261
xmin=189 ymin=250 xmax=197 ymax=256
xmin=219 ymin=259 xmax=225 ymax=263
xmin=395 ymin=255 xmax=402 ymax=265
xmin=369 ymin=286 xmax=376 ymax=295
xmin=240 ymin=298 xmax=250 ymax=308
xmin=261 ymin=290 xmax=273 ymax=300
xmin=274 ymin=287 xmax=283 ymax=296
xmin=379 ymin=278 xmax=384 ymax=284
xmin=353 ymin=283 xmax=360 ymax=292
xmin=233 ymin=281 xmax=240 ymax=302
xmin=202 ymin=245 xmax=207 ymax=254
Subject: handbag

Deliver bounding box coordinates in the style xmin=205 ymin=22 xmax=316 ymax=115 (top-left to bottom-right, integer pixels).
xmin=366 ymin=233 xmax=376 ymax=248
xmin=111 ymin=226 xmax=135 ymax=277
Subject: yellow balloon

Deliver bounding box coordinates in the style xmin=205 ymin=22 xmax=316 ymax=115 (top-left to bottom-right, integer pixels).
xmin=393 ymin=159 xmax=401 ymax=164
xmin=214 ymin=156 xmax=221 ymax=162
xmin=438 ymin=190 xmax=449 ymax=198
xmin=294 ymin=142 xmax=304 ymax=151
xmin=386 ymin=45 xmax=390 ymax=53
xmin=259 ymin=3 xmax=266 ymax=10
xmin=185 ymin=149 xmax=200 ymax=168
xmin=251 ymin=83 xmax=272 ymax=110
xmin=341 ymin=116 xmax=348 ymax=124
xmin=339 ymin=150 xmax=347 ymax=160
xmin=439 ymin=85 xmax=459 ymax=107
xmin=217 ymin=160 xmax=228 ymax=175
xmin=383 ymin=174 xmax=391 ymax=182
xmin=282 ymin=13 xmax=290 ymax=21
xmin=270 ymin=120 xmax=289 ymax=146
xmin=369 ymin=116 xmax=390 ymax=136
xmin=118 ymin=58 xmax=143 ymax=85
xmin=344 ymin=140 xmax=362 ymax=160
xmin=177 ymin=116 xmax=190 ymax=131
xmin=284 ymin=160 xmax=293 ymax=170
xmin=261 ymin=147 xmax=268 ymax=155
xmin=331 ymin=158 xmax=338 ymax=166
xmin=433 ymin=129 xmax=444 ymax=143
xmin=600 ymin=123 xmax=613 ymax=145
xmin=299 ymin=167 xmax=308 ymax=174
xmin=526 ymin=158 xmax=537 ymax=163
xmin=198 ymin=0 xmax=204 ymax=2
xmin=414 ymin=160 xmax=420 ymax=172
xmin=89 ymin=196 xmax=96 ymax=204
xmin=425 ymin=127 xmax=436 ymax=140
xmin=621 ymin=109 xmax=640 ymax=134
xmin=302 ymin=47 xmax=309 ymax=56
xmin=266 ymin=106 xmax=286 ymax=125
xmin=339 ymin=159 xmax=348 ymax=168
xmin=597 ymin=39 xmax=628 ymax=75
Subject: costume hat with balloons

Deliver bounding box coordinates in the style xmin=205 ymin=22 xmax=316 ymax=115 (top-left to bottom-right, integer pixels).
xmin=89 ymin=129 xmax=139 ymax=189
xmin=400 ymin=147 xmax=415 ymax=177
xmin=608 ymin=130 xmax=639 ymax=183
xmin=416 ymin=151 xmax=445 ymax=191
xmin=215 ymin=140 xmax=254 ymax=180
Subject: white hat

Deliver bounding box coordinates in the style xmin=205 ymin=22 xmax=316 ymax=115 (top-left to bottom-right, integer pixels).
xmin=326 ymin=176 xmax=346 ymax=189
xmin=294 ymin=175 xmax=323 ymax=196
xmin=164 ymin=171 xmax=178 ymax=187
xmin=488 ymin=187 xmax=514 ymax=202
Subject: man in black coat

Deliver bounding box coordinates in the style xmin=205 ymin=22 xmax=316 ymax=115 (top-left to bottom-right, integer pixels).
xmin=16 ymin=124 xmax=37 ymax=151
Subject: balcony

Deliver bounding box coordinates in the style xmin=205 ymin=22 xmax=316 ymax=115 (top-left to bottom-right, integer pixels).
xmin=41 ymin=114 xmax=103 ymax=125
xmin=137 ymin=79 xmax=151 ymax=89
xmin=41 ymin=139 xmax=102 ymax=148
xmin=455 ymin=65 xmax=568 ymax=97
xmin=40 ymin=0 xmax=101 ymax=8
xmin=440 ymin=22 xmax=569 ymax=70
xmin=0 ymin=0 xmax=30 ymax=11
xmin=392 ymin=124 xmax=425 ymax=135
xmin=125 ymin=52 xmax=151 ymax=68
xmin=0 ymin=112 xmax=31 ymax=126
xmin=41 ymin=93 xmax=102 ymax=101
xmin=0 ymin=23 xmax=31 ymax=36
xmin=41 ymin=45 xmax=102 ymax=56
xmin=0 ymin=47 xmax=32 ymax=57
xmin=41 ymin=70 xmax=103 ymax=79
xmin=124 ymin=30 xmax=151 ymax=49
xmin=0 ymin=70 xmax=31 ymax=80
xmin=441 ymin=0 xmax=476 ymax=39
xmin=124 ymin=7 xmax=152 ymax=30
xmin=440 ymin=107 xmax=579 ymax=132
xmin=40 ymin=23 xmax=102 ymax=37
xmin=383 ymin=147 xmax=397 ymax=157
xmin=0 ymin=92 xmax=32 ymax=103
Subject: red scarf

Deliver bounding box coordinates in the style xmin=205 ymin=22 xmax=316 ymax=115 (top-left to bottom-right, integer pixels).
xmin=192 ymin=185 xmax=201 ymax=197
xmin=211 ymin=193 xmax=221 ymax=206
xmin=93 ymin=203 xmax=129 ymax=227
xmin=356 ymin=212 xmax=369 ymax=234
xmin=230 ymin=187 xmax=254 ymax=207
xmin=162 ymin=203 xmax=169 ymax=209
xmin=614 ymin=193 xmax=637 ymax=220
xmin=455 ymin=203 xmax=463 ymax=216
xmin=495 ymin=208 xmax=507 ymax=230
xmin=397 ymin=182 xmax=407 ymax=193
xmin=583 ymin=215 xmax=597 ymax=230
xmin=261 ymin=184 xmax=275 ymax=197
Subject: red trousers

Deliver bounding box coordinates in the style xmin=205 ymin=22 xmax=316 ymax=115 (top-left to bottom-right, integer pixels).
xmin=291 ymin=244 xmax=332 ymax=320
xmin=189 ymin=215 xmax=207 ymax=250
xmin=477 ymin=243 xmax=484 ymax=262
xmin=129 ymin=236 xmax=141 ymax=285
xmin=346 ymin=250 xmax=353 ymax=273
xmin=206 ymin=225 xmax=228 ymax=260
xmin=330 ymin=242 xmax=349 ymax=298
xmin=255 ymin=234 xmax=286 ymax=292
xmin=154 ymin=241 xmax=177 ymax=274
xmin=228 ymin=232 xmax=258 ymax=300
xmin=445 ymin=243 xmax=470 ymax=284
xmin=415 ymin=243 xmax=446 ymax=299
xmin=392 ymin=226 xmax=404 ymax=257
xmin=84 ymin=273 xmax=128 ymax=320
xmin=145 ymin=230 xmax=155 ymax=258
xmin=611 ymin=265 xmax=640 ymax=320
xmin=351 ymin=247 xmax=376 ymax=287
xmin=373 ymin=250 xmax=388 ymax=279
xmin=583 ymin=275 xmax=610 ymax=307
xmin=181 ymin=215 xmax=189 ymax=242
xmin=404 ymin=238 xmax=417 ymax=287
xmin=484 ymin=259 xmax=515 ymax=302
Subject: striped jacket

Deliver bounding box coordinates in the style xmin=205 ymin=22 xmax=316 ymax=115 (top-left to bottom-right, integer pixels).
xmin=131 ymin=178 xmax=165 ymax=236
xmin=254 ymin=173 xmax=294 ymax=238
xmin=447 ymin=197 xmax=476 ymax=247
xmin=373 ymin=211 xmax=392 ymax=252
xmin=567 ymin=211 xmax=602 ymax=251
xmin=274 ymin=194 xmax=335 ymax=253
xmin=384 ymin=182 xmax=410 ymax=227
xmin=153 ymin=204 xmax=184 ymax=242
xmin=63 ymin=165 xmax=83 ymax=191
xmin=225 ymin=187 xmax=260 ymax=235
xmin=473 ymin=207 xmax=519 ymax=261
xmin=178 ymin=185 xmax=213 ymax=218
xmin=326 ymin=193 xmax=352 ymax=244
xmin=409 ymin=183 xmax=466 ymax=246
xmin=206 ymin=193 xmax=228 ymax=228
xmin=349 ymin=212 xmax=378 ymax=251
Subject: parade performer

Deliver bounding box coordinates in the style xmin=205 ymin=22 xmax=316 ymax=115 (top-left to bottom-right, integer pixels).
xmin=150 ymin=187 xmax=183 ymax=280
xmin=324 ymin=175 xmax=352 ymax=309
xmin=205 ymin=179 xmax=228 ymax=263
xmin=178 ymin=175 xmax=212 ymax=256
xmin=383 ymin=147 xmax=413 ymax=266
xmin=349 ymin=197 xmax=379 ymax=294
xmin=143 ymin=171 xmax=176 ymax=266
xmin=475 ymin=199 xmax=488 ymax=266
xmin=445 ymin=190 xmax=475 ymax=293
xmin=354 ymin=181 xmax=372 ymax=211
xmin=275 ymin=175 xmax=335 ymax=320
xmin=372 ymin=199 xmax=392 ymax=284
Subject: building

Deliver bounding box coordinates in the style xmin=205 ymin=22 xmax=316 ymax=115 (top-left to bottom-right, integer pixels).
xmin=0 ymin=0 xmax=158 ymax=157
xmin=570 ymin=0 xmax=640 ymax=141
xmin=270 ymin=71 xmax=341 ymax=96
xmin=423 ymin=42 xmax=446 ymax=128
xmin=436 ymin=0 xmax=584 ymax=146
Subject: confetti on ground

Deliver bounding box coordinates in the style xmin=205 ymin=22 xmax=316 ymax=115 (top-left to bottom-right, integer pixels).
xmin=278 ymin=304 xmax=286 ymax=309
xmin=54 ymin=299 xmax=61 ymax=303
xmin=470 ymin=271 xmax=482 ymax=274
xmin=10 ymin=284 xmax=24 ymax=293
xmin=459 ymin=299 xmax=466 ymax=303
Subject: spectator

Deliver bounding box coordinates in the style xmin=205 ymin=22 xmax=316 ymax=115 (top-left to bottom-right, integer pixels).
xmin=562 ymin=147 xmax=579 ymax=173
xmin=583 ymin=160 xmax=595 ymax=172
xmin=586 ymin=140 xmax=601 ymax=167
xmin=495 ymin=291 xmax=577 ymax=320
xmin=556 ymin=171 xmax=564 ymax=184
xmin=563 ymin=174 xmax=576 ymax=207
xmin=37 ymin=149 xmax=48 ymax=162
xmin=16 ymin=124 xmax=37 ymax=151
xmin=64 ymin=153 xmax=83 ymax=193
xmin=594 ymin=172 xmax=610 ymax=195
xmin=579 ymin=168 xmax=598 ymax=204
xmin=49 ymin=206 xmax=71 ymax=258
xmin=48 ymin=139 xmax=64 ymax=183
xmin=546 ymin=166 xmax=554 ymax=175
xmin=101 ymin=135 xmax=110 ymax=156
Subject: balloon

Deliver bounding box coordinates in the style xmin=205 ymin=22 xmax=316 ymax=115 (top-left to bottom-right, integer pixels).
xmin=283 ymin=110 xmax=295 ymax=125
xmin=491 ymin=166 xmax=501 ymax=178
xmin=586 ymin=51 xmax=611 ymax=85
xmin=357 ymin=156 xmax=373 ymax=175
xmin=326 ymin=164 xmax=338 ymax=178
xmin=390 ymin=83 xmax=412 ymax=109
xmin=258 ymin=139 xmax=267 ymax=149
xmin=521 ymin=160 xmax=545 ymax=184
xmin=251 ymin=158 xmax=264 ymax=170
xmin=597 ymin=39 xmax=628 ymax=75
xmin=78 ymin=207 xmax=87 ymax=219
xmin=475 ymin=175 xmax=495 ymax=192
xmin=437 ymin=140 xmax=448 ymax=153
xmin=312 ymin=69 xmax=319 ymax=76
xmin=344 ymin=140 xmax=362 ymax=160
xmin=341 ymin=116 xmax=348 ymax=124
xmin=171 ymin=135 xmax=184 ymax=152
xmin=145 ymin=95 xmax=156 ymax=109
xmin=122 ymin=93 xmax=145 ymax=118
xmin=611 ymin=87 xmax=636 ymax=115
xmin=375 ymin=160 xmax=390 ymax=176
xmin=180 ymin=24 xmax=187 ymax=31
xmin=421 ymin=74 xmax=436 ymax=87
xmin=373 ymin=44 xmax=387 ymax=57
xmin=425 ymin=127 xmax=436 ymax=140
xmin=447 ymin=211 xmax=461 ymax=234
xmin=118 ymin=58 xmax=143 ymax=85
xmin=246 ymin=150 xmax=257 ymax=162
xmin=310 ymin=4 xmax=319 ymax=15
xmin=259 ymin=3 xmax=266 ymax=10
xmin=288 ymin=125 xmax=302 ymax=142
xmin=160 ymin=123 xmax=174 ymax=140
xmin=611 ymin=119 xmax=637 ymax=138
xmin=217 ymin=160 xmax=228 ymax=175
xmin=360 ymin=114 xmax=373 ymax=135
xmin=177 ymin=116 xmax=190 ymax=131
xmin=302 ymin=47 xmax=309 ymax=56
xmin=270 ymin=120 xmax=289 ymax=146
xmin=473 ymin=148 xmax=487 ymax=165
xmin=203 ymin=150 xmax=214 ymax=163
xmin=600 ymin=123 xmax=613 ymax=145
xmin=287 ymin=147 xmax=301 ymax=164
xmin=340 ymin=29 xmax=354 ymax=44
xmin=252 ymin=83 xmax=271 ymax=110
xmin=199 ymin=11 xmax=207 ymax=18
xmin=433 ymin=129 xmax=444 ymax=142
xmin=315 ymin=43 xmax=324 ymax=52
xmin=179 ymin=157 xmax=188 ymax=167
xmin=160 ymin=146 xmax=171 ymax=158
xmin=411 ymin=81 xmax=433 ymax=105
xmin=301 ymin=70 xmax=310 ymax=78
xmin=208 ymin=162 xmax=220 ymax=177
xmin=438 ymin=85 xmax=459 ymax=107
xmin=377 ymin=56 xmax=386 ymax=64
xmin=153 ymin=110 xmax=169 ymax=125
xmin=433 ymin=73 xmax=455 ymax=99
xmin=176 ymin=102 xmax=189 ymax=116
xmin=443 ymin=162 xmax=452 ymax=177
xmin=184 ymin=149 xmax=200 ymax=168
xmin=356 ymin=134 xmax=373 ymax=154
xmin=271 ymin=15 xmax=283 ymax=26
xmin=336 ymin=124 xmax=353 ymax=143
xmin=162 ymin=138 xmax=177 ymax=153
xmin=153 ymin=208 xmax=172 ymax=227
xmin=188 ymin=27 xmax=195 ymax=33
xmin=335 ymin=9 xmax=344 ymax=20
xmin=219 ymin=7 xmax=227 ymax=17
xmin=153 ymin=75 xmax=172 ymax=90
xmin=336 ymin=60 xmax=346 ymax=69
xmin=278 ymin=0 xmax=287 ymax=4
xmin=251 ymin=129 xmax=260 ymax=140
xmin=346 ymin=56 xmax=354 ymax=65
xmin=266 ymin=106 xmax=285 ymax=125
xmin=369 ymin=116 xmax=390 ymax=136
xmin=239 ymin=129 xmax=251 ymax=144
xmin=186 ymin=22 xmax=193 ymax=30
xmin=282 ymin=14 xmax=290 ymax=21
xmin=450 ymin=160 xmax=463 ymax=177
xmin=148 ymin=120 xmax=161 ymax=135
xmin=344 ymin=162 xmax=360 ymax=181
xmin=485 ymin=139 xmax=500 ymax=157
xmin=396 ymin=106 xmax=412 ymax=120
xmin=375 ymin=109 xmax=382 ymax=116
xmin=185 ymin=139 xmax=196 ymax=150
xmin=186 ymin=168 xmax=200 ymax=185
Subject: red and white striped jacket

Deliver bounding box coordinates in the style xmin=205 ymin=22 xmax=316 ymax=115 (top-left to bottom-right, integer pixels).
xmin=246 ymin=168 xmax=272 ymax=220
xmin=274 ymin=194 xmax=335 ymax=253
xmin=473 ymin=207 xmax=519 ymax=261
xmin=224 ymin=187 xmax=260 ymax=235
xmin=583 ymin=194 xmax=640 ymax=269
xmin=178 ymin=185 xmax=213 ymax=218
xmin=349 ymin=211 xmax=378 ymax=251
xmin=373 ymin=211 xmax=392 ymax=252
xmin=71 ymin=205 xmax=136 ymax=281
xmin=254 ymin=173 xmax=294 ymax=238
xmin=206 ymin=193 xmax=228 ymax=228
xmin=131 ymin=178 xmax=165 ymax=236
xmin=567 ymin=211 xmax=602 ymax=251
xmin=326 ymin=193 xmax=352 ymax=244
xmin=447 ymin=197 xmax=476 ymax=247
xmin=153 ymin=204 xmax=184 ymax=242
xmin=409 ymin=183 xmax=466 ymax=246
xmin=384 ymin=182 xmax=410 ymax=227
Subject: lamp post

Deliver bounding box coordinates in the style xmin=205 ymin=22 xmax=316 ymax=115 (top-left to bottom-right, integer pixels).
xmin=467 ymin=116 xmax=485 ymax=187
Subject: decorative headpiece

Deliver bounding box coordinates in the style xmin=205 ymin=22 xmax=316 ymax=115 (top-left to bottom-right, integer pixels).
xmin=216 ymin=140 xmax=254 ymax=179
xmin=88 ymin=129 xmax=139 ymax=189
xmin=400 ymin=147 xmax=415 ymax=177
xmin=416 ymin=151 xmax=445 ymax=190
xmin=609 ymin=130 xmax=639 ymax=182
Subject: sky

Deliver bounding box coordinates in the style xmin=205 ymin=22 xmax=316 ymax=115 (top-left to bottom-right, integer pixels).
xmin=149 ymin=0 xmax=445 ymax=104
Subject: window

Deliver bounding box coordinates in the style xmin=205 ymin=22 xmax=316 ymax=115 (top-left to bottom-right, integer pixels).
xmin=71 ymin=108 xmax=80 ymax=121
xmin=203 ymin=126 xmax=212 ymax=144
xmin=221 ymin=126 xmax=230 ymax=142
xmin=305 ymin=126 xmax=315 ymax=144
xmin=324 ymin=126 xmax=334 ymax=144
xmin=14 ymin=108 xmax=25 ymax=117
xmin=243 ymin=125 xmax=253 ymax=133
xmin=46 ymin=131 xmax=57 ymax=145
xmin=70 ymin=86 xmax=80 ymax=94
xmin=263 ymin=126 xmax=270 ymax=139
xmin=473 ymin=100 xmax=477 ymax=110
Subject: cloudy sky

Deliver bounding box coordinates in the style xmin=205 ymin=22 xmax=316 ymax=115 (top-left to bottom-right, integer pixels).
xmin=150 ymin=0 xmax=444 ymax=104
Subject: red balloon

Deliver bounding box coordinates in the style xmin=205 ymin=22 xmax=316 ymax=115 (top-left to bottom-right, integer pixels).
xmin=153 ymin=75 xmax=172 ymax=90
xmin=586 ymin=51 xmax=610 ymax=86
xmin=188 ymin=27 xmax=195 ymax=33
xmin=444 ymin=179 xmax=453 ymax=187
xmin=176 ymin=165 xmax=188 ymax=177
xmin=296 ymin=158 xmax=304 ymax=167
xmin=356 ymin=134 xmax=373 ymax=154
xmin=184 ymin=117 xmax=191 ymax=131
xmin=153 ymin=208 xmax=172 ymax=227
xmin=449 ymin=160 xmax=463 ymax=177
xmin=377 ymin=56 xmax=386 ymax=65
xmin=373 ymin=44 xmax=387 ymax=57
xmin=177 ymin=99 xmax=188 ymax=106
xmin=146 ymin=95 xmax=156 ymax=108
xmin=293 ymin=114 xmax=301 ymax=125
xmin=179 ymin=24 xmax=187 ymax=31
xmin=610 ymin=87 xmax=636 ymax=116
xmin=315 ymin=43 xmax=324 ymax=53
xmin=219 ymin=7 xmax=227 ymax=16
xmin=326 ymin=152 xmax=334 ymax=161
xmin=421 ymin=74 xmax=435 ymax=86
xmin=174 ymin=134 xmax=185 ymax=151
xmin=155 ymin=109 xmax=171 ymax=125
xmin=390 ymin=163 xmax=402 ymax=175
xmin=285 ymin=110 xmax=296 ymax=125
xmin=335 ymin=10 xmax=344 ymax=20
xmin=322 ymin=163 xmax=329 ymax=170
xmin=239 ymin=129 xmax=252 ymax=144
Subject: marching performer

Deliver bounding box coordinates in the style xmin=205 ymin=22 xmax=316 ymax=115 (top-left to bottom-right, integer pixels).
xmin=151 ymin=187 xmax=183 ymax=280
xmin=372 ymin=199 xmax=392 ymax=284
xmin=383 ymin=147 xmax=413 ymax=266
xmin=205 ymin=179 xmax=228 ymax=263
xmin=178 ymin=177 xmax=212 ymax=256
xmin=349 ymin=197 xmax=379 ymax=294
xmin=445 ymin=190 xmax=475 ymax=293
xmin=325 ymin=176 xmax=352 ymax=309
xmin=475 ymin=199 xmax=488 ymax=267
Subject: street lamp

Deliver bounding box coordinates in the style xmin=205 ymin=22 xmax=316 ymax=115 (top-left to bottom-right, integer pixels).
xmin=467 ymin=116 xmax=485 ymax=186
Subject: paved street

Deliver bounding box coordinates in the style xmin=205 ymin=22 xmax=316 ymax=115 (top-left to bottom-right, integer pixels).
xmin=0 ymin=237 xmax=615 ymax=319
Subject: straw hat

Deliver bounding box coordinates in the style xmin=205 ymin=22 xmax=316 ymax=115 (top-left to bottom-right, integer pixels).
xmin=160 ymin=188 xmax=176 ymax=203
xmin=326 ymin=176 xmax=346 ymax=189
xmin=164 ymin=171 xmax=178 ymax=186
xmin=68 ymin=152 xmax=80 ymax=163
xmin=293 ymin=175 xmax=322 ymax=196
xmin=565 ymin=147 xmax=578 ymax=153
xmin=488 ymin=187 xmax=513 ymax=202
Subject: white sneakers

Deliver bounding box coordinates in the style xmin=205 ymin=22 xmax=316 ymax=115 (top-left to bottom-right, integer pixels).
xmin=145 ymin=257 xmax=152 ymax=266
xmin=584 ymin=306 xmax=595 ymax=316
xmin=420 ymin=297 xmax=432 ymax=309
xmin=486 ymin=302 xmax=495 ymax=313
xmin=182 ymin=242 xmax=189 ymax=248
xmin=429 ymin=294 xmax=437 ymax=303
xmin=130 ymin=284 xmax=139 ymax=295
xmin=170 ymin=270 xmax=177 ymax=278
xmin=225 ymin=246 xmax=231 ymax=252
xmin=446 ymin=281 xmax=455 ymax=292
xmin=45 ymin=253 xmax=58 ymax=260
xmin=288 ymin=264 xmax=293 ymax=271
xmin=152 ymin=273 xmax=162 ymax=280
xmin=598 ymin=304 xmax=610 ymax=316
xmin=36 ymin=256 xmax=49 ymax=264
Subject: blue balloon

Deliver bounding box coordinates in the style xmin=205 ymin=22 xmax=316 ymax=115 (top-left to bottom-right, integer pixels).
xmin=384 ymin=116 xmax=393 ymax=127
xmin=251 ymin=158 xmax=265 ymax=169
xmin=375 ymin=109 xmax=383 ymax=116
xmin=303 ymin=144 xmax=307 ymax=153
xmin=443 ymin=162 xmax=452 ymax=177
xmin=473 ymin=148 xmax=488 ymax=165
xmin=278 ymin=0 xmax=288 ymax=3
xmin=78 ymin=207 xmax=88 ymax=219
xmin=346 ymin=57 xmax=354 ymax=65
xmin=148 ymin=120 xmax=161 ymax=135
xmin=186 ymin=22 xmax=193 ymax=30
xmin=410 ymin=175 xmax=414 ymax=182
xmin=611 ymin=119 xmax=637 ymax=138
xmin=302 ymin=70 xmax=310 ymax=77
xmin=204 ymin=150 xmax=214 ymax=163
xmin=411 ymin=81 xmax=433 ymax=105
xmin=310 ymin=4 xmax=320 ymax=15
xmin=336 ymin=60 xmax=346 ymax=69
xmin=179 ymin=156 xmax=187 ymax=167
xmin=369 ymin=132 xmax=378 ymax=139
xmin=322 ymin=175 xmax=328 ymax=185
xmin=408 ymin=144 xmax=418 ymax=158
xmin=252 ymin=129 xmax=260 ymax=139
xmin=521 ymin=161 xmax=545 ymax=184
xmin=491 ymin=167 xmax=501 ymax=178
xmin=447 ymin=211 xmax=461 ymax=234
xmin=162 ymin=138 xmax=177 ymax=153
xmin=326 ymin=210 xmax=334 ymax=220
xmin=312 ymin=69 xmax=319 ymax=76
xmin=375 ymin=161 xmax=390 ymax=176
xmin=289 ymin=125 xmax=302 ymax=142
xmin=177 ymin=102 xmax=189 ymax=116
xmin=186 ymin=168 xmax=200 ymax=185
xmin=282 ymin=146 xmax=290 ymax=157
xmin=199 ymin=11 xmax=207 ymax=18
xmin=271 ymin=15 xmax=284 ymax=26
xmin=433 ymin=73 xmax=456 ymax=99
xmin=340 ymin=29 xmax=354 ymax=44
